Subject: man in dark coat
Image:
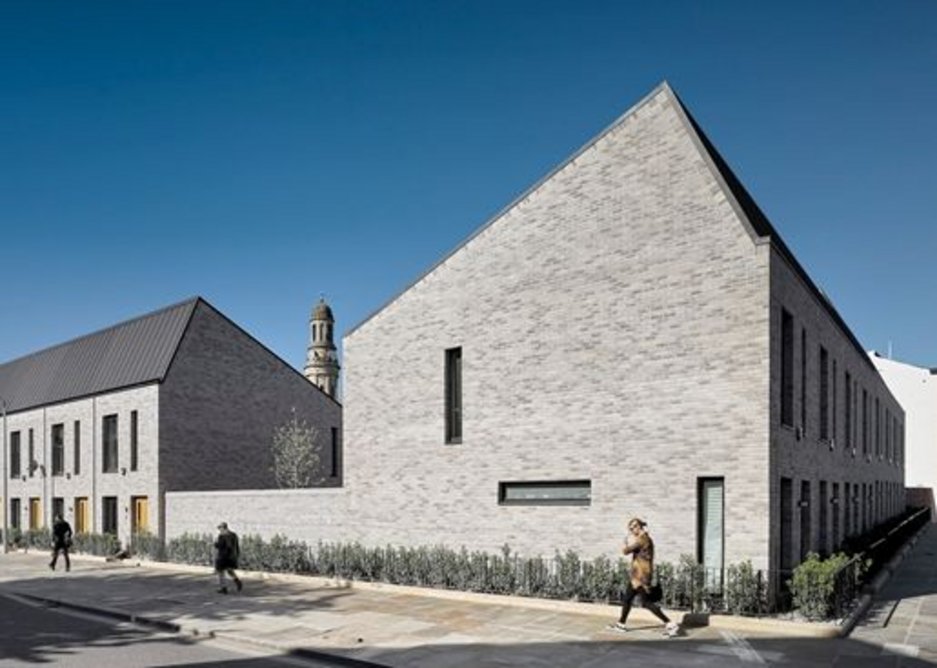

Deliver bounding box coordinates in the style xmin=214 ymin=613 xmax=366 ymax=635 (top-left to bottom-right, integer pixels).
xmin=214 ymin=522 xmax=242 ymax=594
xmin=50 ymin=514 xmax=73 ymax=572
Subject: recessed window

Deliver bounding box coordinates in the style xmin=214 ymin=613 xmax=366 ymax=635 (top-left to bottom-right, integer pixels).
xmin=130 ymin=410 xmax=138 ymax=472
xmin=445 ymin=347 xmax=462 ymax=444
xmin=819 ymin=347 xmax=829 ymax=441
xmin=102 ymin=414 xmax=118 ymax=473
xmin=102 ymin=496 xmax=118 ymax=535
xmin=10 ymin=431 xmax=21 ymax=478
xmin=498 ymin=480 xmax=591 ymax=506
xmin=330 ymin=427 xmax=339 ymax=478
xmin=73 ymin=421 xmax=81 ymax=476
xmin=780 ymin=309 xmax=794 ymax=427
xmin=51 ymin=423 xmax=65 ymax=476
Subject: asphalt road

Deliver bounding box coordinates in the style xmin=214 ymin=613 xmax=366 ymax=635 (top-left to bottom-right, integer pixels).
xmin=0 ymin=592 xmax=333 ymax=667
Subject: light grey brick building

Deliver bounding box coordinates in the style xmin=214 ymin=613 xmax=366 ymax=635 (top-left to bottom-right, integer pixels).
xmin=1 ymin=297 xmax=341 ymax=547
xmin=341 ymin=82 xmax=905 ymax=576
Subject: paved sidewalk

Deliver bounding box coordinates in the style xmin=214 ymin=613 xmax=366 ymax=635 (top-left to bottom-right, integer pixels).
xmin=851 ymin=522 xmax=937 ymax=664
xmin=1 ymin=550 xmax=935 ymax=666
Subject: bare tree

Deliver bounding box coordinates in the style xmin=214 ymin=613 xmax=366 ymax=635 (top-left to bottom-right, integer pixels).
xmin=271 ymin=408 xmax=322 ymax=488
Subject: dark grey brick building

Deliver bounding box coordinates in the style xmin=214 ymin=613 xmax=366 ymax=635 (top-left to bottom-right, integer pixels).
xmin=1 ymin=297 xmax=341 ymax=546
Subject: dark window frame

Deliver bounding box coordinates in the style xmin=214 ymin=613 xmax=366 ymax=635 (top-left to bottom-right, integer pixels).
xmin=445 ymin=347 xmax=463 ymax=444
xmin=73 ymin=420 xmax=81 ymax=476
xmin=102 ymin=414 xmax=119 ymax=473
xmin=819 ymin=347 xmax=829 ymax=441
xmin=330 ymin=427 xmax=339 ymax=478
xmin=780 ymin=310 xmax=794 ymax=427
xmin=10 ymin=431 xmax=21 ymax=478
xmin=130 ymin=410 xmax=138 ymax=472
xmin=498 ymin=480 xmax=591 ymax=506
xmin=51 ymin=423 xmax=65 ymax=476
xmin=696 ymin=477 xmax=725 ymax=569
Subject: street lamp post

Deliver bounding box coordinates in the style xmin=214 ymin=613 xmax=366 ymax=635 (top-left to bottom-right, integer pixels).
xmin=2 ymin=397 xmax=7 ymax=554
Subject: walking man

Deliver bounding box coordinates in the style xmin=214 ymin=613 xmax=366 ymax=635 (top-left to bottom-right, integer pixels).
xmin=214 ymin=522 xmax=242 ymax=594
xmin=49 ymin=514 xmax=73 ymax=572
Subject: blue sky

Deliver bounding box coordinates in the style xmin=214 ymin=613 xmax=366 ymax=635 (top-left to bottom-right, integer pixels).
xmin=2 ymin=1 xmax=935 ymax=373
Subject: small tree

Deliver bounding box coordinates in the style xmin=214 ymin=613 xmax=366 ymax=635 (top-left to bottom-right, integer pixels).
xmin=271 ymin=408 xmax=322 ymax=488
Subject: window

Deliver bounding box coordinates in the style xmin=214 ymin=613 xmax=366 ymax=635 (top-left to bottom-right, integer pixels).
xmin=800 ymin=328 xmax=807 ymax=432
xmin=831 ymin=482 xmax=840 ymax=549
xmin=51 ymin=423 xmax=65 ymax=476
xmin=102 ymin=496 xmax=118 ymax=535
xmin=799 ymin=481 xmax=812 ymax=562
xmin=29 ymin=497 xmax=41 ymax=530
xmin=52 ymin=497 xmax=64 ymax=520
xmin=330 ymin=427 xmax=339 ymax=478
xmin=697 ymin=478 xmax=724 ymax=587
xmin=102 ymin=414 xmax=118 ymax=473
xmin=875 ymin=399 xmax=881 ymax=459
xmin=819 ymin=347 xmax=829 ymax=441
xmin=780 ymin=477 xmax=793 ymax=572
xmin=885 ymin=411 xmax=892 ymax=461
xmin=28 ymin=428 xmax=35 ymax=477
xmin=73 ymin=421 xmax=81 ymax=476
xmin=845 ymin=372 xmax=852 ymax=450
xmin=780 ymin=310 xmax=794 ymax=426
xmin=445 ymin=347 xmax=462 ymax=443
xmin=498 ymin=480 xmax=591 ymax=506
xmin=10 ymin=431 xmax=20 ymax=478
xmin=862 ymin=389 xmax=868 ymax=457
xmin=130 ymin=410 xmax=138 ymax=472
xmin=819 ymin=480 xmax=828 ymax=556
xmin=9 ymin=498 xmax=20 ymax=530
xmin=832 ymin=360 xmax=837 ymax=443
xmin=843 ymin=482 xmax=851 ymax=537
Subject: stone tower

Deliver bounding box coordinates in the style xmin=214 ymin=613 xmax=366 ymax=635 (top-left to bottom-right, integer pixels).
xmin=304 ymin=297 xmax=340 ymax=398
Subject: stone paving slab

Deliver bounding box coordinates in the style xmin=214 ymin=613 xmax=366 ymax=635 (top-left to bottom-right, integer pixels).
xmin=2 ymin=550 xmax=937 ymax=666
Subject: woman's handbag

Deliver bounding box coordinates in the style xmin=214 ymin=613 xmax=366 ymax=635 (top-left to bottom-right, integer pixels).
xmin=648 ymin=581 xmax=663 ymax=603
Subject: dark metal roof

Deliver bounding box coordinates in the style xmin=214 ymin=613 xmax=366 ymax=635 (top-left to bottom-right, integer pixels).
xmin=0 ymin=298 xmax=198 ymax=414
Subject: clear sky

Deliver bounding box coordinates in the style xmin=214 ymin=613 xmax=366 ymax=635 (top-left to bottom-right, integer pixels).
xmin=2 ymin=1 xmax=935 ymax=376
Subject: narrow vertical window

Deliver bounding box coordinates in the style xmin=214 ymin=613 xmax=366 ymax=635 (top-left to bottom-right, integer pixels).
xmin=819 ymin=347 xmax=829 ymax=441
xmin=102 ymin=414 xmax=118 ymax=473
xmin=800 ymin=328 xmax=807 ymax=433
xmin=875 ymin=399 xmax=881 ymax=459
xmin=819 ymin=480 xmax=828 ymax=556
xmin=28 ymin=429 xmax=35 ymax=477
xmin=330 ymin=427 xmax=339 ymax=478
xmin=780 ymin=477 xmax=793 ymax=572
xmin=445 ymin=347 xmax=462 ymax=443
xmin=780 ymin=310 xmax=794 ymax=427
xmin=800 ymin=480 xmax=812 ymax=561
xmin=831 ymin=482 xmax=840 ymax=549
xmin=102 ymin=496 xmax=118 ymax=535
xmin=52 ymin=497 xmax=64 ymax=520
xmin=844 ymin=372 xmax=852 ymax=450
xmin=832 ymin=360 xmax=838 ymax=444
xmin=73 ymin=421 xmax=81 ymax=475
xmin=130 ymin=410 xmax=138 ymax=472
xmin=9 ymin=498 xmax=21 ymax=530
xmin=697 ymin=478 xmax=724 ymax=588
xmin=51 ymin=424 xmax=65 ymax=476
xmin=843 ymin=482 xmax=851 ymax=537
xmin=862 ymin=389 xmax=868 ymax=457
xmin=10 ymin=431 xmax=21 ymax=478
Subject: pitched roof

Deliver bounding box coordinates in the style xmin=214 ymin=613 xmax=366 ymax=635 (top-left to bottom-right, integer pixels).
xmin=345 ymin=82 xmax=877 ymax=372
xmin=0 ymin=298 xmax=199 ymax=414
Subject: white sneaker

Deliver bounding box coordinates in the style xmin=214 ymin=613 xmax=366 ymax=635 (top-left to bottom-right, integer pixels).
xmin=607 ymin=622 xmax=629 ymax=632
xmin=664 ymin=622 xmax=680 ymax=637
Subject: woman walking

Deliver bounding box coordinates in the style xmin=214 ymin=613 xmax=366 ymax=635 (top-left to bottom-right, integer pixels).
xmin=610 ymin=517 xmax=680 ymax=637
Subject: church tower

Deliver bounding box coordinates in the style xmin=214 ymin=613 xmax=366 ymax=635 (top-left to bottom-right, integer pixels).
xmin=304 ymin=297 xmax=340 ymax=399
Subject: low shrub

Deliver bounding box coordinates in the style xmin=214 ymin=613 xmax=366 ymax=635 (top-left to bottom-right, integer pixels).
xmin=788 ymin=552 xmax=853 ymax=620
xmin=72 ymin=532 xmax=121 ymax=557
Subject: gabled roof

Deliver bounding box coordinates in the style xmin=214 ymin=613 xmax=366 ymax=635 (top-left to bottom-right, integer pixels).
xmin=0 ymin=298 xmax=199 ymax=414
xmin=345 ymin=82 xmax=877 ymax=372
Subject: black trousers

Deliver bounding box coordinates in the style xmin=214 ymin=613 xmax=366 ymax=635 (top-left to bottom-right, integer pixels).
xmin=50 ymin=545 xmax=70 ymax=571
xmin=619 ymin=583 xmax=670 ymax=624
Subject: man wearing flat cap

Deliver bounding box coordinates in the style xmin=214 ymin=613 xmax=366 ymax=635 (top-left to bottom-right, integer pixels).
xmin=214 ymin=521 xmax=242 ymax=594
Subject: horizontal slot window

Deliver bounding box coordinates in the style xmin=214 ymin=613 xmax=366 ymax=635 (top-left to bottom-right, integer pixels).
xmin=498 ymin=480 xmax=591 ymax=506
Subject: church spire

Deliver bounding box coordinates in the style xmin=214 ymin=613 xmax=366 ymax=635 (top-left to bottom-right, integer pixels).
xmin=304 ymin=296 xmax=340 ymax=398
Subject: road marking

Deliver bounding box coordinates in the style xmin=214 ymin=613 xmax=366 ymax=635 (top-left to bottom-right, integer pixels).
xmin=720 ymin=630 xmax=766 ymax=664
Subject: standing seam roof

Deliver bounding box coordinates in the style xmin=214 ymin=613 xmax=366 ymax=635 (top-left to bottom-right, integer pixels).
xmin=0 ymin=298 xmax=199 ymax=414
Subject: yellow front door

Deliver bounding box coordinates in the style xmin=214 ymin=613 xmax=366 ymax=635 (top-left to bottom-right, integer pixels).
xmin=74 ymin=497 xmax=89 ymax=534
xmin=132 ymin=496 xmax=149 ymax=535
xmin=29 ymin=498 xmax=42 ymax=530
